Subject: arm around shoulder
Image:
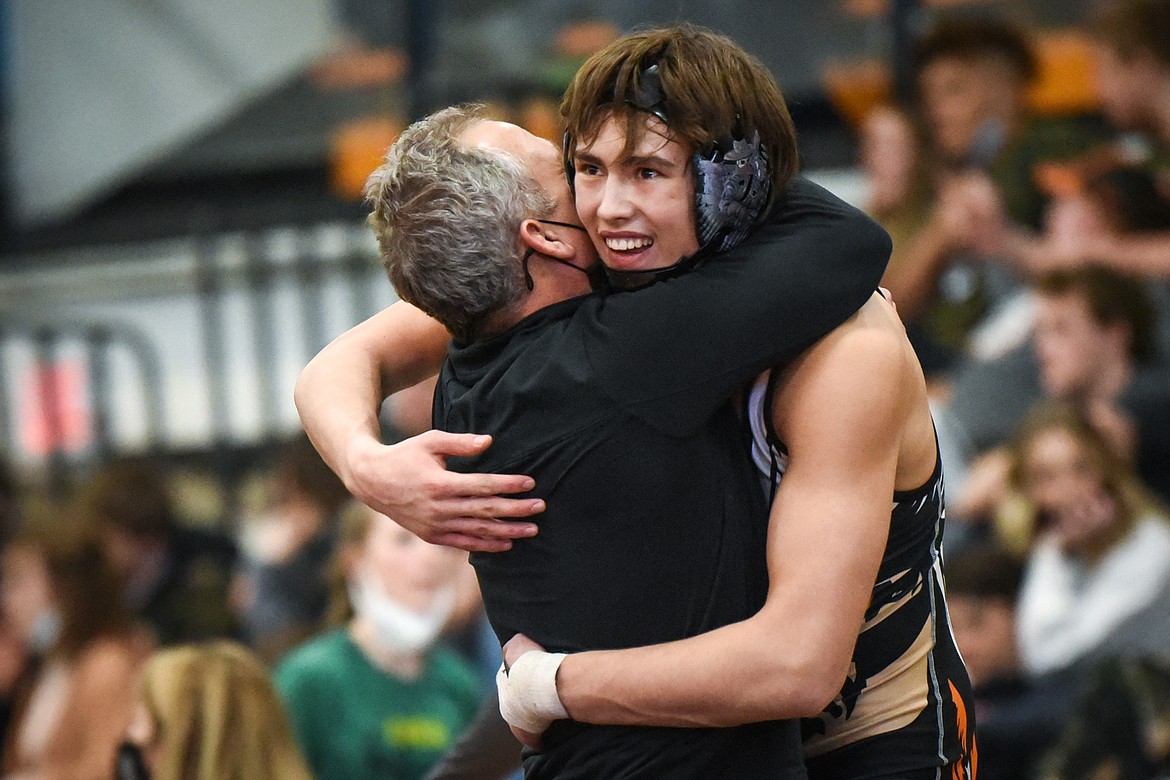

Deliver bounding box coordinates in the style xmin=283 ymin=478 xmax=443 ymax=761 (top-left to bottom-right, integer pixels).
xmin=554 ymin=311 xmax=910 ymax=726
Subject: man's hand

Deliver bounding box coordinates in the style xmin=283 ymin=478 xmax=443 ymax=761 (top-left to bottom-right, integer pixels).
xmin=499 ymin=634 xmax=564 ymax=749
xmin=342 ymin=431 xmax=544 ymax=552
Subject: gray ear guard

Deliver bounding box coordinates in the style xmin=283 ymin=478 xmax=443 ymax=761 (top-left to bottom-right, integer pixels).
xmin=562 ymin=60 xmax=771 ymax=287
xmin=695 ymin=130 xmax=770 ymax=254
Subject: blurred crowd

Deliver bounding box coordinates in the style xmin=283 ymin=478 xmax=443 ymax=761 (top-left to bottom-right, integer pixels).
xmin=3 ymin=1 xmax=1170 ymax=779
xmin=857 ymin=2 xmax=1170 ymax=777
xmin=0 ymin=400 xmax=496 ymax=780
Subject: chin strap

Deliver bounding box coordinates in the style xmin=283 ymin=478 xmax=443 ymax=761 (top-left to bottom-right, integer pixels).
xmin=602 ymin=249 xmax=711 ymax=291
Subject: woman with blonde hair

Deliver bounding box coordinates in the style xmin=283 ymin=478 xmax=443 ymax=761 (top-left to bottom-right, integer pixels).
xmin=118 ymin=641 xmax=311 ymax=780
xmin=1005 ymin=401 xmax=1170 ymax=676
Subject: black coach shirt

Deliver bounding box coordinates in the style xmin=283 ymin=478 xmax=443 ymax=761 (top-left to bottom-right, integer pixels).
xmin=433 ymin=179 xmax=891 ymax=780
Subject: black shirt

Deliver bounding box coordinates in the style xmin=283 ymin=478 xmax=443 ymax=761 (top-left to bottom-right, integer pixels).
xmin=433 ymin=179 xmax=890 ymax=779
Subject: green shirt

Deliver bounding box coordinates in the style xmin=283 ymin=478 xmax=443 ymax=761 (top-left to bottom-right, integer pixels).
xmin=275 ymin=629 xmax=481 ymax=780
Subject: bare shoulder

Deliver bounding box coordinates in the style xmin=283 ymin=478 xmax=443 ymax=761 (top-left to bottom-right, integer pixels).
xmin=773 ymin=295 xmax=914 ymax=431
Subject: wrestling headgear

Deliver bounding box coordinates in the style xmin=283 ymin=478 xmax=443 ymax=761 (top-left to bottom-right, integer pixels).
xmin=563 ymin=62 xmax=772 ymax=288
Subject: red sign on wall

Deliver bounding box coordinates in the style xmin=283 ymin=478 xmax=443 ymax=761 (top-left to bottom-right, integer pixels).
xmin=18 ymin=360 xmax=92 ymax=457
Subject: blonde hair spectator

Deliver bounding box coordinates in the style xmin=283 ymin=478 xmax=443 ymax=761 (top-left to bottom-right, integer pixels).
xmin=125 ymin=641 xmax=312 ymax=780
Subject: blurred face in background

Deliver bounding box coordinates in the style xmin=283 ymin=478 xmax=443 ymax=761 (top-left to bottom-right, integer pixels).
xmin=1092 ymin=43 xmax=1156 ymax=132
xmin=947 ymin=594 xmax=1018 ymax=687
xmin=0 ymin=545 xmax=54 ymax=647
xmin=359 ymin=513 xmax=465 ymax=613
xmin=860 ymin=106 xmax=920 ymax=212
xmin=917 ymin=55 xmax=1021 ymax=163
xmin=1020 ymin=426 xmax=1116 ymax=551
xmin=1033 ymin=290 xmax=1124 ymax=400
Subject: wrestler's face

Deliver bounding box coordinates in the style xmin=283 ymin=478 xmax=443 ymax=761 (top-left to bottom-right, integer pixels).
xmin=572 ymin=113 xmax=699 ymax=274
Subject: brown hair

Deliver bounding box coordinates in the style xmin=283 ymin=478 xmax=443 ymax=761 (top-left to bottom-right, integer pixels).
xmin=1090 ymin=0 xmax=1170 ymax=67
xmin=912 ymin=16 xmax=1038 ymax=83
xmin=561 ymin=24 xmax=799 ymax=213
xmin=272 ymin=434 xmax=351 ymax=519
xmin=324 ymin=499 xmax=378 ymax=626
xmin=77 ymin=456 xmax=175 ymax=538
xmin=8 ymin=519 xmax=131 ymax=659
xmin=944 ymin=542 xmax=1025 ymax=603
xmin=141 ymin=641 xmax=313 ymax=780
xmin=1035 ymin=264 xmax=1157 ymax=363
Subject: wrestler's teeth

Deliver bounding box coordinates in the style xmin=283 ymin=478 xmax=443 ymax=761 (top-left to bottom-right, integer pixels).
xmin=605 ymin=237 xmax=653 ymax=252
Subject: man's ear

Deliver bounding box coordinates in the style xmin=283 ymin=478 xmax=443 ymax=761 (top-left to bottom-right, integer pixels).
xmin=520 ymin=219 xmax=575 ymax=260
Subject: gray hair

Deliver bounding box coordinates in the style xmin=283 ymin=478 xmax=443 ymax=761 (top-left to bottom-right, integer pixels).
xmin=364 ymin=104 xmax=557 ymax=343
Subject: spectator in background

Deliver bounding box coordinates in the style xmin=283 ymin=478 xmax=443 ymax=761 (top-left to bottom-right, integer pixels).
xmin=118 ymin=640 xmax=312 ymax=780
xmin=0 ymin=459 xmax=24 ymax=749
xmin=80 ymin=457 xmax=237 ymax=647
xmin=275 ymin=501 xmax=480 ymax=780
xmin=946 ymin=542 xmax=1073 ymax=780
xmin=0 ymin=459 xmax=20 ymax=547
xmin=1072 ymin=0 xmax=1170 ymax=277
xmin=234 ymin=434 xmax=350 ymax=662
xmin=1006 ymin=403 xmax=1170 ymax=677
xmin=882 ymin=17 xmax=1108 ymax=365
xmin=1 ymin=521 xmax=149 ymax=780
xmin=1038 ymin=655 xmax=1170 ymax=780
xmin=969 ymin=0 xmax=1170 ymax=280
xmin=949 ymin=264 xmax=1170 ymax=529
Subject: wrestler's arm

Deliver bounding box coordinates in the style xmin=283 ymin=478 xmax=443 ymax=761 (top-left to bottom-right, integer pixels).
xmin=294 ymin=301 xmax=544 ymax=551
xmin=593 ymin=179 xmax=892 ymax=434
xmin=518 ymin=304 xmax=907 ymax=726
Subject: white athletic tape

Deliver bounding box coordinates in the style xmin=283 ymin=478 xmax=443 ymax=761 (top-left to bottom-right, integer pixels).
xmin=497 ymin=651 xmax=569 ymax=734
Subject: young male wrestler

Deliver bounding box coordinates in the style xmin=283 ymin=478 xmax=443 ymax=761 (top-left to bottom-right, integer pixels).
xmin=298 ymin=94 xmax=887 ymax=780
xmin=494 ymin=28 xmax=976 ymax=780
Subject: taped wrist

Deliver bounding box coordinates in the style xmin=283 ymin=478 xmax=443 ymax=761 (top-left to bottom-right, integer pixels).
xmin=497 ymin=651 xmax=569 ymax=734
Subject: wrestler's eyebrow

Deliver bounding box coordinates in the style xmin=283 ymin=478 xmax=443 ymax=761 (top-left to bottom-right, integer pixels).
xmin=625 ymin=153 xmax=679 ymax=171
xmin=572 ymin=151 xmax=680 ymax=171
xmin=573 ymin=151 xmax=604 ymax=168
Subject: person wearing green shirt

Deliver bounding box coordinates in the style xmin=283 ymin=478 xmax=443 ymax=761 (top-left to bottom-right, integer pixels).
xmin=275 ymin=501 xmax=480 ymax=780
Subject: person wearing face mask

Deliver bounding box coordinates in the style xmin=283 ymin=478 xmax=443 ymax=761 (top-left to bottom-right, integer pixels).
xmin=0 ymin=520 xmax=150 ymax=780
xmin=115 ymin=641 xmax=312 ymax=780
xmin=274 ymin=500 xmax=480 ymax=780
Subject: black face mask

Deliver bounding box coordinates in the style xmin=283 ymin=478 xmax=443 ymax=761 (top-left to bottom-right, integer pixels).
xmin=522 ymin=219 xmax=609 ymax=292
xmin=116 ymin=742 xmax=152 ymax=780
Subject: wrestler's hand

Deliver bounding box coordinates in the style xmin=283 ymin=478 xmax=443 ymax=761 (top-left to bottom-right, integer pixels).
xmin=500 ymin=634 xmax=563 ymax=749
xmin=342 ymin=431 xmax=544 ymax=552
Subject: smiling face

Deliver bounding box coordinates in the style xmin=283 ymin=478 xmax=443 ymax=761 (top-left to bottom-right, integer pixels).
xmin=572 ymin=112 xmax=699 ymax=275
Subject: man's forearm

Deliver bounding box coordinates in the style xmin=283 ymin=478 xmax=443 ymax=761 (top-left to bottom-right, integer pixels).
xmin=294 ymin=301 xmax=450 ymax=483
